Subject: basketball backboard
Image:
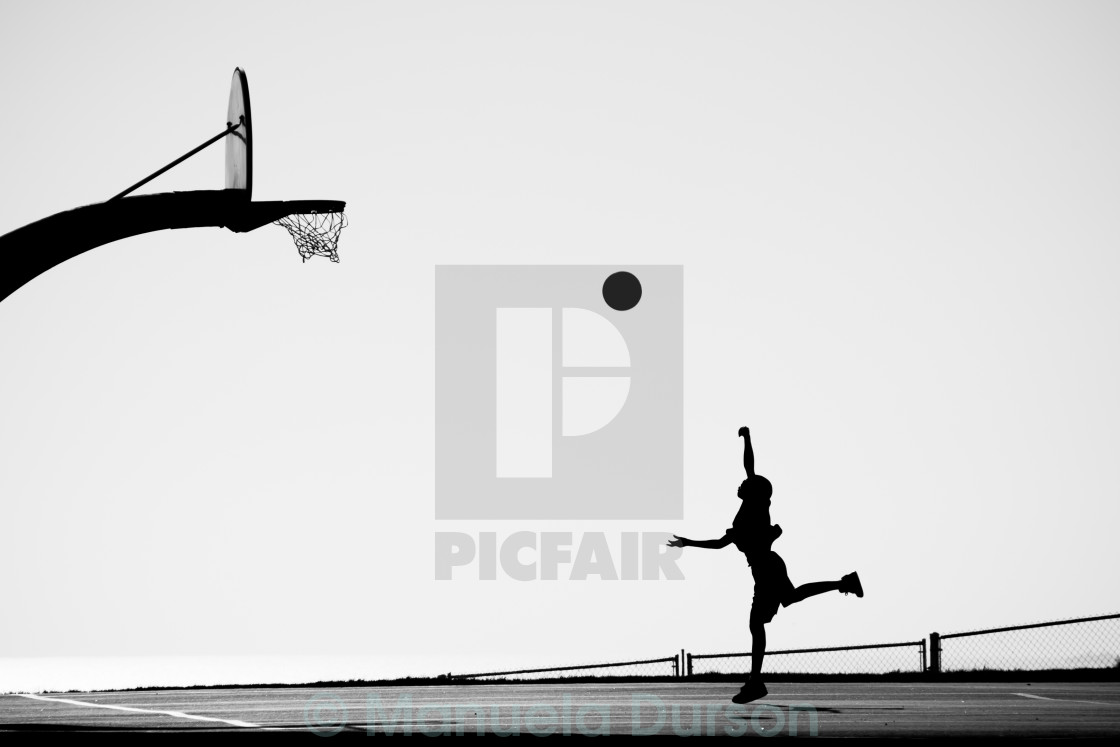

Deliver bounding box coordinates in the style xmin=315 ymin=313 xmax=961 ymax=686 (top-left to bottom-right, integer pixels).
xmin=225 ymin=68 xmax=252 ymax=197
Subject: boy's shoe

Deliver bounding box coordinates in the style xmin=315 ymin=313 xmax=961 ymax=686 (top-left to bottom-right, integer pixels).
xmin=840 ymin=572 xmax=864 ymax=598
xmin=731 ymin=680 xmax=768 ymax=704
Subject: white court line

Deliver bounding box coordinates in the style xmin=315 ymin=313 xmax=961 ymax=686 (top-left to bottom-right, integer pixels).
xmin=1012 ymin=693 xmax=1116 ymax=707
xmin=16 ymin=693 xmax=261 ymax=729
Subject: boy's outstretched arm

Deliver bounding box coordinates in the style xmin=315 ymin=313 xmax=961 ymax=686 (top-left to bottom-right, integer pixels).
xmin=668 ymin=533 xmax=733 ymax=549
xmin=739 ymin=426 xmax=755 ymax=479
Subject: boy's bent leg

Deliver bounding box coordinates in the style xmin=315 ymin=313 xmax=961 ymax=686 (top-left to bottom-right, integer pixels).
xmin=840 ymin=572 xmax=863 ymax=597
xmin=783 ymin=580 xmax=841 ymax=606
xmin=782 ymin=573 xmax=864 ymax=606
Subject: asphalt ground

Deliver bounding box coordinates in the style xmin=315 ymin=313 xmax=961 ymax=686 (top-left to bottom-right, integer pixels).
xmin=3 ymin=681 xmax=1119 ymax=736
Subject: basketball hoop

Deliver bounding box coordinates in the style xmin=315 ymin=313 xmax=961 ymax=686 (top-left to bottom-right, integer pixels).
xmin=274 ymin=210 xmax=348 ymax=263
xmin=0 ymin=68 xmax=352 ymax=303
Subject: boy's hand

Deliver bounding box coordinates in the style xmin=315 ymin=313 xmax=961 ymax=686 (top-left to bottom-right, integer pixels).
xmin=738 ymin=426 xmax=750 ymax=438
xmin=771 ymin=524 xmax=783 ymax=540
xmin=667 ymin=535 xmax=688 ymax=548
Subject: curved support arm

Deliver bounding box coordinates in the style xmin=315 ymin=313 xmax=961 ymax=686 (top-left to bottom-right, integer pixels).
xmin=0 ymin=191 xmax=347 ymax=304
xmin=0 ymin=191 xmax=243 ymax=303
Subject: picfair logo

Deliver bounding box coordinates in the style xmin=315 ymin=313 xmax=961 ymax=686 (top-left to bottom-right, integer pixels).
xmin=435 ymin=266 xmax=683 ymax=520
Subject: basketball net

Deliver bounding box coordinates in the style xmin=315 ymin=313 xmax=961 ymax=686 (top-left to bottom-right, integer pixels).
xmin=274 ymin=211 xmax=348 ymax=263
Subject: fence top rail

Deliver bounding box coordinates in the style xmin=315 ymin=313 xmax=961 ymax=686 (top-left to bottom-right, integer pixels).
xmin=691 ymin=640 xmax=925 ymax=660
xmin=452 ymin=655 xmax=677 ymax=680
xmin=939 ymin=612 xmax=1120 ymax=641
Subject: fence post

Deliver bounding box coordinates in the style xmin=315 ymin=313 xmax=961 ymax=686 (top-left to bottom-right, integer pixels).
xmin=929 ymin=633 xmax=940 ymax=674
xmin=680 ymin=649 xmax=685 ymax=679
xmin=687 ymin=653 xmax=693 ymax=678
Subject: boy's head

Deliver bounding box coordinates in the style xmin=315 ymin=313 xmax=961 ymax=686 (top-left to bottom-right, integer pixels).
xmin=738 ymin=476 xmax=773 ymax=503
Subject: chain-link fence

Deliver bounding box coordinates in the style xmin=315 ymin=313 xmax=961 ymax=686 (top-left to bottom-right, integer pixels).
xmin=451 ymin=655 xmax=679 ymax=682
xmin=689 ymin=640 xmax=926 ymax=677
xmin=446 ymin=612 xmax=1119 ymax=683
xmin=932 ymin=613 xmax=1120 ymax=673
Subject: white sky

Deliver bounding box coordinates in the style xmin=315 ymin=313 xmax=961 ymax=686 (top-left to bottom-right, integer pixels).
xmin=2 ymin=0 xmax=1119 ymax=691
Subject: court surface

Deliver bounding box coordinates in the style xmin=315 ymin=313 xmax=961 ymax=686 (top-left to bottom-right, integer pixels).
xmin=3 ymin=682 xmax=1119 ymax=736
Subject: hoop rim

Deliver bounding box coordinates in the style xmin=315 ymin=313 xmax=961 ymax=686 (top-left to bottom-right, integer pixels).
xmin=227 ymin=199 xmax=346 ymax=232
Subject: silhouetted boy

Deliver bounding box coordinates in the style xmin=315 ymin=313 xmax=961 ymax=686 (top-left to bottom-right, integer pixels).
xmin=669 ymin=427 xmax=863 ymax=704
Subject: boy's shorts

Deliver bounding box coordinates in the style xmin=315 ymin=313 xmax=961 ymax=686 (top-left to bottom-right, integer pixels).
xmin=749 ymin=550 xmax=795 ymax=624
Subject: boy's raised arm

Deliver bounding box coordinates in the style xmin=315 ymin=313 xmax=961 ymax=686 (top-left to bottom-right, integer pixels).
xmin=739 ymin=426 xmax=755 ymax=479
